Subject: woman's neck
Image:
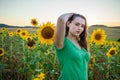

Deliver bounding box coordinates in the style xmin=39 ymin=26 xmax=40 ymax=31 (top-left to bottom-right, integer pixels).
xmin=67 ymin=34 xmax=77 ymax=42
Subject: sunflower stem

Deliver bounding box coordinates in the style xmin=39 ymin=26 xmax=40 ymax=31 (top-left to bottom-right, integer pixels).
xmin=107 ymin=57 xmax=110 ymax=78
xmin=117 ymin=53 xmax=119 ymax=74
xmin=2 ymin=36 xmax=3 ymax=47
xmin=22 ymin=40 xmax=26 ymax=73
xmin=10 ymin=37 xmax=13 ymax=63
xmin=1 ymin=36 xmax=3 ymax=48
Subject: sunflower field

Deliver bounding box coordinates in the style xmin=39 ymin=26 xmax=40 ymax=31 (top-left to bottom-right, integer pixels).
xmin=0 ymin=19 xmax=120 ymax=80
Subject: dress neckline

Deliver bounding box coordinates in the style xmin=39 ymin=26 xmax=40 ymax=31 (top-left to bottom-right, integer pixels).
xmin=66 ymin=37 xmax=82 ymax=51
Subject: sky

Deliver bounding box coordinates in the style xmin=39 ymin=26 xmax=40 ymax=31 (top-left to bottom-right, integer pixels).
xmin=0 ymin=0 xmax=120 ymax=27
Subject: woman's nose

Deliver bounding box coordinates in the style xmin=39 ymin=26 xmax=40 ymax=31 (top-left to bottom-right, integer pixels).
xmin=78 ymin=26 xmax=82 ymax=30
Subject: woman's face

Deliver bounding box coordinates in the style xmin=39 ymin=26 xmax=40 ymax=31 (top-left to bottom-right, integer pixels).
xmin=67 ymin=17 xmax=85 ymax=37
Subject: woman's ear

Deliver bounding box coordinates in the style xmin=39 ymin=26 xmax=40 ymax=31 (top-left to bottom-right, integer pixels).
xmin=66 ymin=21 xmax=70 ymax=27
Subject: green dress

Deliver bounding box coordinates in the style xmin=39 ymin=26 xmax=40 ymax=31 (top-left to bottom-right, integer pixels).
xmin=55 ymin=37 xmax=90 ymax=80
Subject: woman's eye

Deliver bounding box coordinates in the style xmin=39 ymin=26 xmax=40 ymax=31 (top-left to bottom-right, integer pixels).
xmin=81 ymin=25 xmax=85 ymax=28
xmin=75 ymin=23 xmax=80 ymax=26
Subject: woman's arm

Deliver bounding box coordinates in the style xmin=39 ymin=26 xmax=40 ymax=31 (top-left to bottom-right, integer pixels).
xmin=54 ymin=13 xmax=73 ymax=49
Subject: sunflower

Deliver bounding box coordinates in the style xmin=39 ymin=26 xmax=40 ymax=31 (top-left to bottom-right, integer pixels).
xmin=31 ymin=18 xmax=38 ymax=26
xmin=26 ymin=39 xmax=36 ymax=49
xmin=9 ymin=32 xmax=14 ymax=37
xmin=47 ymin=49 xmax=50 ymax=54
xmin=91 ymin=29 xmax=106 ymax=45
xmin=16 ymin=28 xmax=22 ymax=35
xmin=20 ymin=30 xmax=28 ymax=39
xmin=90 ymin=56 xmax=96 ymax=63
xmin=32 ymin=33 xmax=37 ymax=38
xmin=25 ymin=35 xmax=33 ymax=41
xmin=33 ymin=72 xmax=45 ymax=80
xmin=33 ymin=78 xmax=39 ymax=80
xmin=1 ymin=27 xmax=7 ymax=32
xmin=45 ymin=49 xmax=50 ymax=55
xmin=0 ymin=48 xmax=4 ymax=57
xmin=38 ymin=72 xmax=45 ymax=80
xmin=37 ymin=22 xmax=56 ymax=45
xmin=106 ymin=47 xmax=117 ymax=57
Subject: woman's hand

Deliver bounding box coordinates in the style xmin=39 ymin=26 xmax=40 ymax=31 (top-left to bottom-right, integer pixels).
xmin=58 ymin=13 xmax=74 ymax=24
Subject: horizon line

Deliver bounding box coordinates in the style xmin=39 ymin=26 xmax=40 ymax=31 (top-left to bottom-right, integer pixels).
xmin=0 ymin=23 xmax=120 ymax=28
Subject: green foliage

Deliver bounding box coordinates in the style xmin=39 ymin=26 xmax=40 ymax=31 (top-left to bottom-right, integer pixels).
xmin=88 ymin=41 xmax=120 ymax=80
xmin=0 ymin=28 xmax=120 ymax=80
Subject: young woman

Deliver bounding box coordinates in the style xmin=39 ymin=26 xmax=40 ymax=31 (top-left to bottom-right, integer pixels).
xmin=54 ymin=13 xmax=90 ymax=80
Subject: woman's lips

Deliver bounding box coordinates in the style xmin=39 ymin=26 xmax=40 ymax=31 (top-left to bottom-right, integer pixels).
xmin=76 ymin=31 xmax=80 ymax=34
xmin=76 ymin=31 xmax=80 ymax=36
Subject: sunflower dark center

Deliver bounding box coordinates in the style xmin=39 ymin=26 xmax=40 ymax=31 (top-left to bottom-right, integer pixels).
xmin=22 ymin=32 xmax=26 ymax=36
xmin=27 ymin=40 xmax=35 ymax=47
xmin=110 ymin=50 xmax=115 ymax=55
xmin=41 ymin=27 xmax=54 ymax=39
xmin=95 ymin=33 xmax=101 ymax=40
xmin=33 ymin=21 xmax=37 ymax=24
xmin=2 ymin=28 xmax=5 ymax=31
xmin=0 ymin=50 xmax=3 ymax=54
xmin=27 ymin=38 xmax=31 ymax=41
xmin=17 ymin=30 xmax=20 ymax=33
